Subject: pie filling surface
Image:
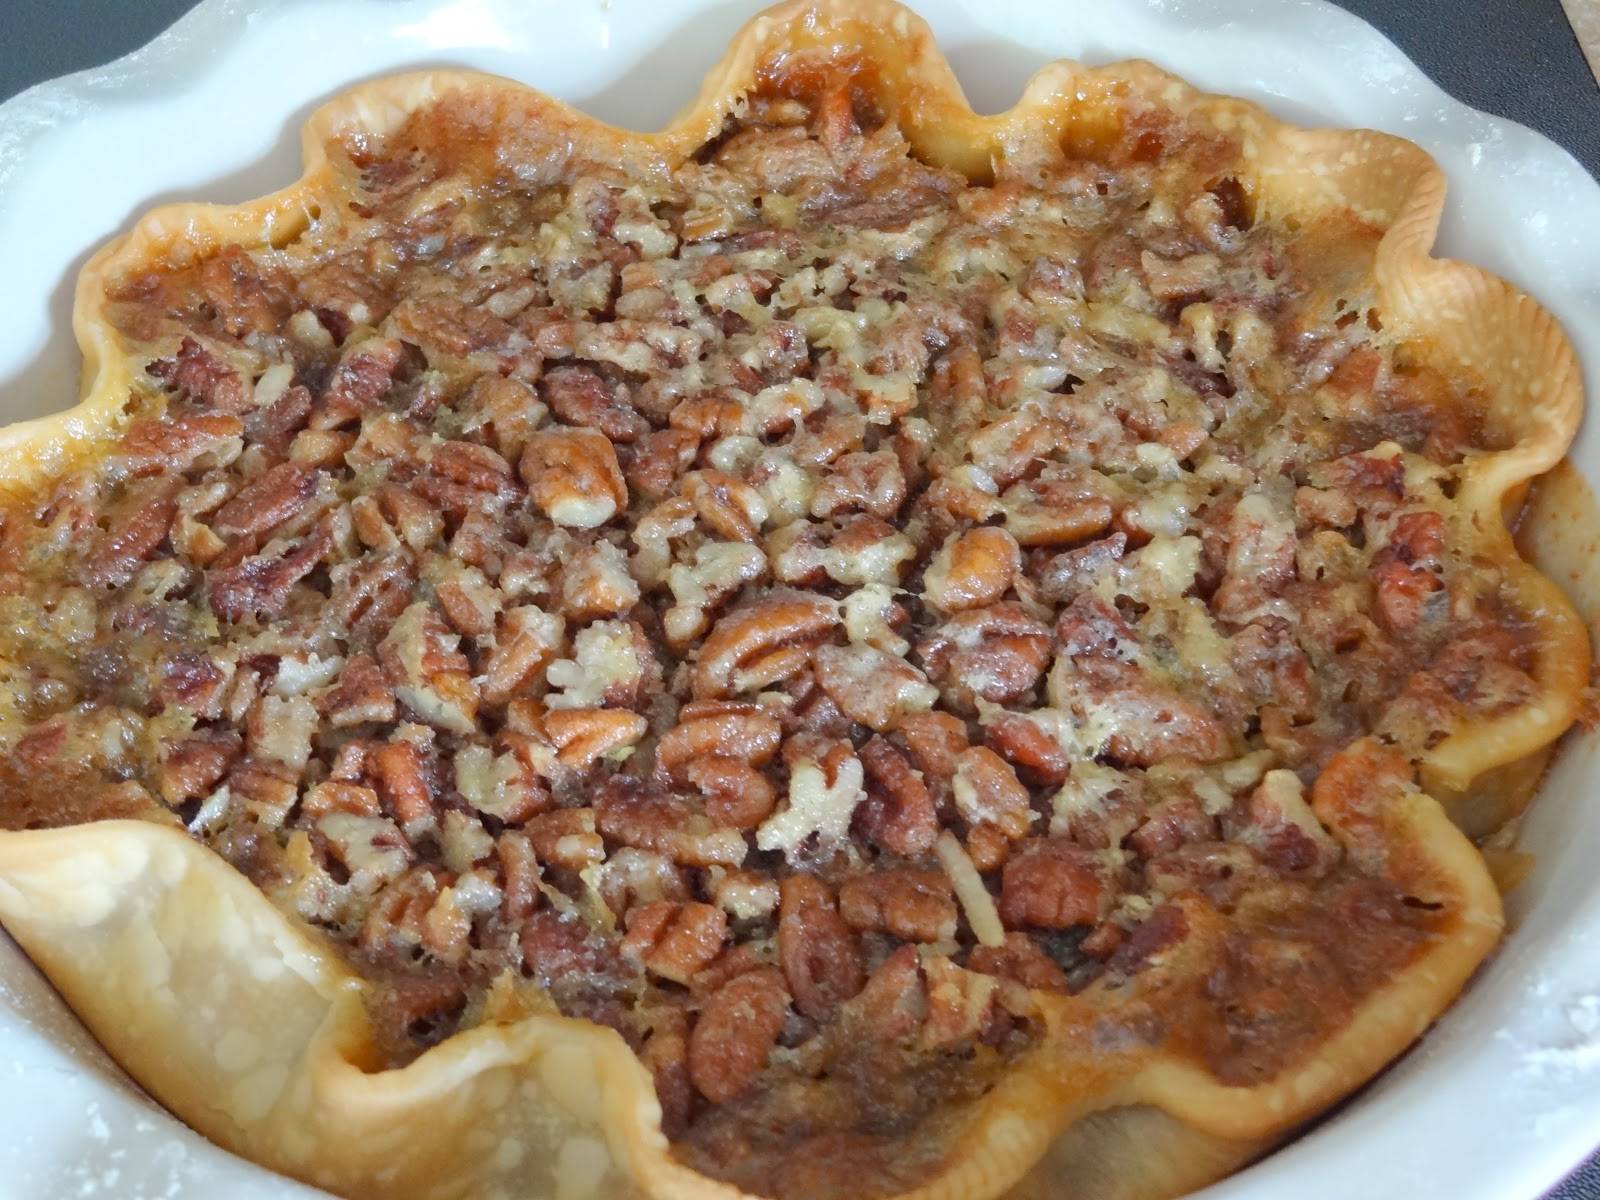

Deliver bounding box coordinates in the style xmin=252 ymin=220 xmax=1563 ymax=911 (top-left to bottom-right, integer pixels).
xmin=0 ymin=3 xmax=1586 ymax=1198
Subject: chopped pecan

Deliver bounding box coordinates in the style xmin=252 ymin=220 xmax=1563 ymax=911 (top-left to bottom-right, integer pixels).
xmin=684 ymin=469 xmax=769 ymax=543
xmin=812 ymin=643 xmax=937 ymax=731
xmin=983 ymin=712 xmax=1070 ymax=786
xmin=542 ymin=364 xmax=647 ymax=443
xmin=654 ymin=706 xmax=782 ymax=778
xmin=557 ymin=540 xmax=640 ymax=622
xmin=247 ymin=694 xmax=318 ymax=772
xmin=810 ymin=449 xmax=906 ymax=520
xmin=856 ymin=735 xmax=939 ymax=857
xmin=481 ymin=606 xmax=565 ymax=708
xmin=301 ymin=780 xmax=383 ymax=820
xmin=154 ymin=651 xmax=226 ymax=715
xmin=687 ymin=757 xmax=777 ymax=830
xmin=627 ymin=429 xmax=700 ymax=500
xmin=593 ymin=847 xmax=691 ymax=920
xmin=694 ymin=593 xmax=837 ymax=699
xmin=663 ymin=542 xmax=769 ymax=650
xmin=327 ymin=553 xmax=417 ymax=642
xmin=371 ymin=740 xmax=438 ymax=834
xmin=922 ymin=527 xmax=1020 ymax=613
xmin=519 ymin=910 xmax=623 ymax=989
xmin=519 ymin=428 xmax=627 ymax=528
xmin=967 ymin=931 xmax=1069 ymax=993
xmin=390 ymin=295 xmax=514 ymax=358
xmin=360 ymin=484 xmax=446 ymax=555
xmin=524 ymin=808 xmax=606 ymax=872
xmin=895 ymin=711 xmax=969 ymax=786
xmin=709 ymin=867 xmax=781 ymax=923
xmin=120 ymin=412 xmax=244 ymax=475
xmin=85 ymin=484 xmax=177 ymax=589
xmin=315 ymin=337 xmax=409 ymax=429
xmin=1127 ymin=794 xmax=1214 ymax=860
xmin=380 ymin=603 xmax=478 ymax=734
xmin=147 ymin=337 xmax=251 ymax=413
xmin=917 ymin=602 xmax=1052 ymax=707
xmin=461 ymin=375 xmax=546 ymax=461
xmin=1372 ymin=510 xmax=1445 ymax=632
xmin=921 ymin=956 xmax=1000 ymax=1049
xmin=621 ymin=901 xmax=728 ymax=984
xmin=210 ymin=463 xmax=319 ymax=542
xmin=247 ymin=384 xmax=314 ymax=454
xmin=1002 ymin=478 xmax=1115 ymax=547
xmin=688 ymin=967 xmax=790 ymax=1104
xmin=207 ymin=527 xmax=331 ymax=622
xmin=420 ymin=439 xmax=517 ymax=508
xmin=596 ymin=777 xmax=746 ymax=867
xmin=542 ymin=707 xmax=648 ymax=771
xmin=777 ymin=873 xmax=865 ymax=1022
xmin=498 ymin=832 xmax=542 ymax=925
xmin=838 ymin=868 xmax=958 ymax=944
xmin=835 ymin=944 xmax=924 ymax=1048
xmin=157 ymin=729 xmax=243 ymax=804
xmin=227 ymin=756 xmax=299 ymax=826
xmin=433 ymin=564 xmax=501 ymax=638
xmin=999 ymin=839 xmax=1109 ymax=930
xmin=668 ymin=389 xmax=745 ymax=440
xmin=951 ymin=747 xmax=1034 ymax=839
xmin=546 ymin=619 xmax=653 ymax=710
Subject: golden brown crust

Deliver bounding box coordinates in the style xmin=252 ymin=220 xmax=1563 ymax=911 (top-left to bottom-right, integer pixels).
xmin=0 ymin=1 xmax=1587 ymax=1198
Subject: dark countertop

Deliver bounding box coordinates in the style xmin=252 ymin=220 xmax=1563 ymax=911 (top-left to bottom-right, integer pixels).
xmin=1 ymin=0 xmax=1597 ymax=1197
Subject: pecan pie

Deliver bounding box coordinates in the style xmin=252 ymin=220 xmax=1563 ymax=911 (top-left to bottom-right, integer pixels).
xmin=0 ymin=2 xmax=1587 ymax=1199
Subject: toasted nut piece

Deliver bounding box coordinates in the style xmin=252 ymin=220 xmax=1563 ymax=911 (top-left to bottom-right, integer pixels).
xmin=694 ymin=594 xmax=837 ymax=699
xmin=813 ymin=643 xmax=937 ymax=731
xmin=687 ymin=757 xmax=778 ymax=830
xmin=999 ymin=839 xmax=1109 ymax=929
xmin=524 ymin=808 xmax=605 ymax=871
xmin=839 ymin=868 xmax=958 ymax=944
xmin=983 ymin=712 xmax=1070 ymax=786
xmin=952 ymin=746 xmax=1034 ymax=839
xmin=519 ymin=427 xmax=627 ymax=528
xmin=542 ymin=708 xmax=648 ymax=771
xmin=1002 ymin=480 xmax=1115 ymax=547
xmin=597 ymin=778 xmax=747 ymax=867
xmin=965 ymin=822 xmax=1011 ymax=872
xmin=655 ymin=710 xmax=782 ymax=777
xmin=623 ymin=901 xmax=728 ymax=985
xmin=481 ymin=606 xmax=565 ymax=709
xmin=211 ymin=463 xmax=319 ymax=541
xmin=856 ymin=736 xmax=940 ymax=857
xmin=689 ymin=967 xmax=789 ymax=1104
xmin=371 ymin=740 xmax=437 ymax=834
xmin=684 ymin=469 xmax=769 ymax=542
xmin=896 ymin=711 xmax=969 ymax=786
xmin=922 ymin=956 xmax=999 ymax=1049
xmin=923 ymin=527 xmax=1020 ymax=613
xmin=380 ymin=603 xmax=478 ymax=734
xmin=918 ymin=602 xmax=1052 ymax=708
xmin=967 ymin=931 xmax=1069 ymax=993
xmin=778 ymin=874 xmax=865 ymax=1022
xmin=709 ymin=867 xmax=781 ymax=923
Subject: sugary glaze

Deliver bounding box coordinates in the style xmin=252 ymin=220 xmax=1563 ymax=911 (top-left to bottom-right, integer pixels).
xmin=0 ymin=2 xmax=1586 ymax=1199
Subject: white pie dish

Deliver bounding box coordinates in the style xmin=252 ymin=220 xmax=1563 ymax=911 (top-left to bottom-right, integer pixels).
xmin=0 ymin=2 xmax=1597 ymax=1199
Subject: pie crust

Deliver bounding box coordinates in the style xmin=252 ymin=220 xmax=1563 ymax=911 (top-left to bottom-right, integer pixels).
xmin=0 ymin=2 xmax=1587 ymax=1199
